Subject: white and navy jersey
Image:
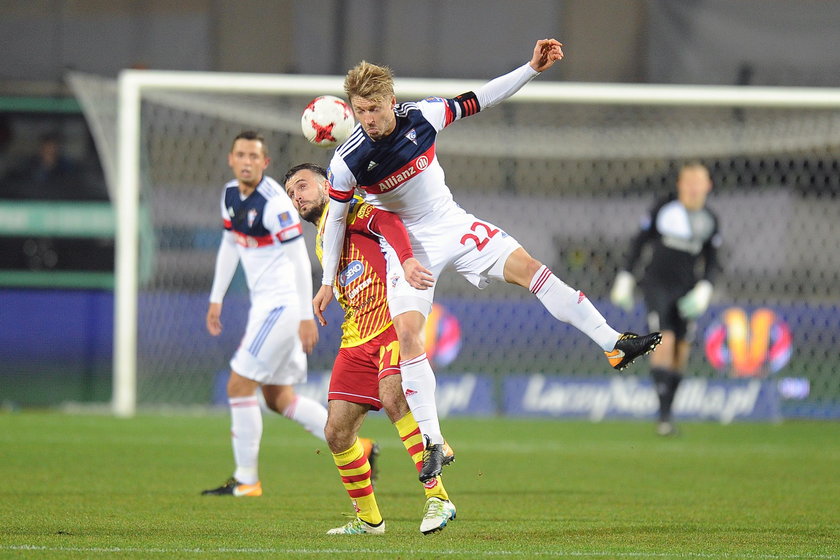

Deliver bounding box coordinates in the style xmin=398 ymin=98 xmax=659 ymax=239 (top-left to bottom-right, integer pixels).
xmin=319 ymin=62 xmax=539 ymax=285
xmin=327 ymin=93 xmax=479 ymax=227
xmin=626 ymin=194 xmax=722 ymax=291
xmin=217 ymin=176 xmax=304 ymax=300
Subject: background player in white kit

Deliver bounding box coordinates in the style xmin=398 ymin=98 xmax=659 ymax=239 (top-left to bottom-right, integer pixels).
xmin=202 ymin=131 xmax=376 ymax=497
xmin=314 ymin=40 xmax=662 ymax=482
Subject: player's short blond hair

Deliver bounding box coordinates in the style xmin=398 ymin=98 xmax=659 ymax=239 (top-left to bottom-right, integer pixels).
xmin=344 ymin=61 xmax=395 ymax=102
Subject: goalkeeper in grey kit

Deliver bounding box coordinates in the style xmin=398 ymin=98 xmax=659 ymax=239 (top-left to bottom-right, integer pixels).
xmin=610 ymin=162 xmax=722 ymax=436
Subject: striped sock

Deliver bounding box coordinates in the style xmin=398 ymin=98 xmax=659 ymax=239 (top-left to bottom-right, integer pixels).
xmin=529 ymin=265 xmax=620 ymax=351
xmin=332 ymin=438 xmax=382 ymax=525
xmin=395 ymin=412 xmax=448 ymax=501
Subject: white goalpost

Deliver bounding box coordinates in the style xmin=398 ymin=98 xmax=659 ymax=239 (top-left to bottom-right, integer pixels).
xmin=72 ymin=68 xmax=840 ymax=417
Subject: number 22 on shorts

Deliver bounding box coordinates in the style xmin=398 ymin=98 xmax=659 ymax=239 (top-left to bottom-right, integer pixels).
xmin=460 ymin=221 xmax=499 ymax=251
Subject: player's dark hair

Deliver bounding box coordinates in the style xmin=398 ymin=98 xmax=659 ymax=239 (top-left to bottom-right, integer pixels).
xmin=283 ymin=163 xmax=327 ymax=186
xmin=232 ymin=130 xmax=268 ymax=156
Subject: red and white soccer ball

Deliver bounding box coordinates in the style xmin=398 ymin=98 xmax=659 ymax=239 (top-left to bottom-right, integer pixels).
xmin=301 ymin=95 xmax=355 ymax=148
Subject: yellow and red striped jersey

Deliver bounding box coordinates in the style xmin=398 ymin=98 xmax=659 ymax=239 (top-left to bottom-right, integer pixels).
xmin=316 ymin=197 xmax=394 ymax=348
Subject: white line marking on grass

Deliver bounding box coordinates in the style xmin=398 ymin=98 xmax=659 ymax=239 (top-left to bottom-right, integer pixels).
xmin=3 ymin=545 xmax=839 ymax=559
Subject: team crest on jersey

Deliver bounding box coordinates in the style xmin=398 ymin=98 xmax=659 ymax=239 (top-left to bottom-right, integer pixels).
xmin=278 ymin=211 xmax=294 ymax=227
xmin=405 ymin=128 xmax=417 ymax=144
xmin=247 ymin=208 xmax=258 ymax=228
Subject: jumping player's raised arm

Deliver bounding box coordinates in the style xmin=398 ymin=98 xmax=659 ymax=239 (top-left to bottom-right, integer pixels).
xmin=417 ymin=39 xmax=564 ymax=132
xmin=473 ymin=38 xmax=563 ymax=111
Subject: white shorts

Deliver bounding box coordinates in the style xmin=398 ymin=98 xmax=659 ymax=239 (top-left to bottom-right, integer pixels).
xmin=386 ymin=204 xmax=521 ymax=318
xmin=230 ymin=303 xmax=307 ymax=385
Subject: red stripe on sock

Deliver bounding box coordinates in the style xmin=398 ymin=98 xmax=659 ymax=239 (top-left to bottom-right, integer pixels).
xmin=229 ymin=398 xmax=259 ymax=408
xmin=401 ymin=427 xmax=421 ymax=441
xmin=399 ymin=353 xmax=427 ymax=368
xmin=407 ymin=442 xmax=424 ymax=457
xmin=530 ymin=267 xmax=552 ymax=294
xmin=348 ymin=486 xmax=374 ymax=498
xmin=337 ymin=455 xmax=368 ymax=471
xmin=536 ymin=268 xmax=552 ymax=292
xmin=341 ymin=472 xmax=371 ymax=484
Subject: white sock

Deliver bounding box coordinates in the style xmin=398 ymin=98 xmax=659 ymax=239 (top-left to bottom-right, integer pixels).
xmin=283 ymin=395 xmax=327 ymax=442
xmin=400 ymin=353 xmax=444 ymax=445
xmin=229 ymin=396 xmax=262 ymax=484
xmin=529 ymin=265 xmax=621 ymax=351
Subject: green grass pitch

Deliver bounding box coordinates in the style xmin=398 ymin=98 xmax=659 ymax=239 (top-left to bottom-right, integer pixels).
xmin=1 ymin=411 xmax=838 ymax=559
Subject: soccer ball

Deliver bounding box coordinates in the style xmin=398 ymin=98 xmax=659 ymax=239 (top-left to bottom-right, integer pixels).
xmin=301 ymin=95 xmax=355 ymax=148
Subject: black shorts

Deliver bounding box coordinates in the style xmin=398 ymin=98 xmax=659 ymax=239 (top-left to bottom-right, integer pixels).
xmin=642 ymin=283 xmax=695 ymax=341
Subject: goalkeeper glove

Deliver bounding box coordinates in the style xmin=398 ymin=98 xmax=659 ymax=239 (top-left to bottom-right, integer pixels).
xmin=677 ymin=280 xmax=713 ymax=320
xmin=610 ymin=271 xmax=636 ymax=312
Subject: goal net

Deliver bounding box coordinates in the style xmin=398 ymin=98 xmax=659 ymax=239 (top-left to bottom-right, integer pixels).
xmin=69 ymin=70 xmax=840 ymax=418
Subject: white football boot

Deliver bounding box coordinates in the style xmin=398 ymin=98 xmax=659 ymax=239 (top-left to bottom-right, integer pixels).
xmin=419 ymin=497 xmax=457 ymax=534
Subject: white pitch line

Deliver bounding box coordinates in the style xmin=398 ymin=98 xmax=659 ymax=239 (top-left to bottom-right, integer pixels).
xmin=2 ymin=545 xmax=838 ymax=559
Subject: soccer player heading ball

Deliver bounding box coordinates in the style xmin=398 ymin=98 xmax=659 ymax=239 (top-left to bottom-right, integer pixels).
xmin=315 ymin=39 xmax=662 ymax=479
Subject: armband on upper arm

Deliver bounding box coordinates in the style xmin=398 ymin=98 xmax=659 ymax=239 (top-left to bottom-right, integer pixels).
xmin=453 ymin=91 xmax=480 ymax=118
